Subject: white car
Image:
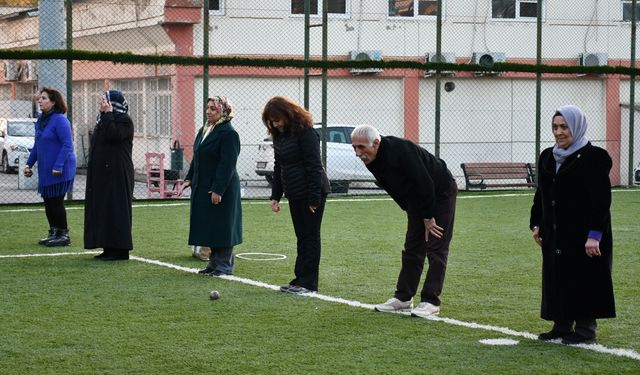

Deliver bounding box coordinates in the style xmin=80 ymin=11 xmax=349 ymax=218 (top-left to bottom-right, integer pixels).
xmin=254 ymin=124 xmax=375 ymax=193
xmin=0 ymin=118 xmax=36 ymax=173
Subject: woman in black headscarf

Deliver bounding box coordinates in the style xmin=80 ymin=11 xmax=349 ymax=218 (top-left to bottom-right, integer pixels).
xmin=84 ymin=90 xmax=134 ymax=261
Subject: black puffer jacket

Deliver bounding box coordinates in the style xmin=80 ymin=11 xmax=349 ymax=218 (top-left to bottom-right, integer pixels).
xmin=270 ymin=126 xmax=330 ymax=205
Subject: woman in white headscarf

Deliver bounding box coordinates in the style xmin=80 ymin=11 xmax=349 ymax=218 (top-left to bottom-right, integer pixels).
xmin=530 ymin=105 xmax=615 ymax=345
xmin=182 ymin=96 xmax=242 ymax=276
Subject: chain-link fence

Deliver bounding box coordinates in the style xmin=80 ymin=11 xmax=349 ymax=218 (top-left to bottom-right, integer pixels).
xmin=0 ymin=0 xmax=638 ymax=204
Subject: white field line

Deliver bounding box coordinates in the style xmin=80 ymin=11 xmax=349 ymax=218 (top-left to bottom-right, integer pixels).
xmin=1 ymin=188 xmax=638 ymax=213
xmin=2 ymin=251 xmax=639 ymax=362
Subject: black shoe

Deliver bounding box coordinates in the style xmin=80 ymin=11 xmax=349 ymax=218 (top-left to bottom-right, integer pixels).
xmin=561 ymin=332 xmax=596 ymax=345
xmin=285 ymin=285 xmax=312 ymax=294
xmin=280 ymin=284 xmax=293 ymax=292
xmin=38 ymin=228 xmax=56 ymax=245
xmin=198 ymin=267 xmax=216 ymax=275
xmin=198 ymin=267 xmax=231 ymax=276
xmin=538 ymin=330 xmax=573 ymax=341
xmin=45 ymin=229 xmax=70 ymax=247
xmin=94 ymin=250 xmax=111 ymax=259
xmin=100 ymin=252 xmax=129 ymax=261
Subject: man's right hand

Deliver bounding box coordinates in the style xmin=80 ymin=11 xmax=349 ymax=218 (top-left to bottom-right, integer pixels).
xmin=271 ymin=199 xmax=281 ymax=213
xmin=23 ymin=166 xmax=33 ymax=177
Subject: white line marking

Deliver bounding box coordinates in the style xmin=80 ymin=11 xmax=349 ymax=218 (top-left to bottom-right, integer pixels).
xmin=2 ymin=188 xmax=637 ymax=213
xmin=2 ymin=251 xmax=637 ymax=361
xmin=235 ymin=252 xmax=287 ymax=261
xmin=479 ymin=338 xmax=520 ymax=346
xmin=0 ymin=251 xmax=100 ymax=258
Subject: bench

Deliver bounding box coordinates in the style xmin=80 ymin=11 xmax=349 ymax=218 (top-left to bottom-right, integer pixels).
xmin=460 ymin=162 xmax=536 ymax=190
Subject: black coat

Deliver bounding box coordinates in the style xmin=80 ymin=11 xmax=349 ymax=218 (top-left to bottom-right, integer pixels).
xmin=185 ymin=121 xmax=242 ymax=248
xmin=270 ymin=127 xmax=330 ymax=205
xmin=84 ymin=112 xmax=134 ymax=250
xmin=366 ymin=136 xmax=453 ymax=219
xmin=530 ymin=143 xmax=615 ymax=320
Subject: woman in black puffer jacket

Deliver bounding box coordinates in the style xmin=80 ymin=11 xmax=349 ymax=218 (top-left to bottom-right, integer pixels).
xmin=262 ymin=96 xmax=330 ymax=294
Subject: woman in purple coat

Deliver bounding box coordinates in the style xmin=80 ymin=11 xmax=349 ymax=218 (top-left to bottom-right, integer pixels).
xmin=23 ymin=87 xmax=76 ymax=247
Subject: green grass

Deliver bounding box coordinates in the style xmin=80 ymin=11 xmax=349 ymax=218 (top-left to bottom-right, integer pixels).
xmin=1 ymin=190 xmax=639 ymax=374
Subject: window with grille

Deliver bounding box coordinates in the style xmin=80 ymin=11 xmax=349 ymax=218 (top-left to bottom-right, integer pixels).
xmin=111 ymin=80 xmax=144 ymax=135
xmin=147 ymin=78 xmax=172 ymax=138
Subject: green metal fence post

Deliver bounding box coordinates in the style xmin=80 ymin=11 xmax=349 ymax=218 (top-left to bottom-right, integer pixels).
xmin=535 ymin=0 xmax=543 ymax=182
xmin=629 ymin=0 xmax=637 ymax=186
xmin=203 ymin=0 xmax=210 ymax=123
xmin=434 ymin=0 xmax=442 ymax=158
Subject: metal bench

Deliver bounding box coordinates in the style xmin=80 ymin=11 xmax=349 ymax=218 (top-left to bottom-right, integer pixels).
xmin=460 ymin=162 xmax=536 ymax=190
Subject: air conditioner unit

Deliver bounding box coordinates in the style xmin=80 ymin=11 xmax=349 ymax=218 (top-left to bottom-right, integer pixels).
xmin=578 ymin=53 xmax=608 ymax=67
xmin=26 ymin=60 xmax=38 ymax=81
xmin=15 ymin=60 xmax=32 ymax=81
xmin=3 ymin=60 xmax=19 ymax=81
xmin=349 ymin=50 xmax=383 ymax=75
xmin=425 ymin=52 xmax=456 ymax=77
xmin=471 ymin=52 xmax=506 ymax=76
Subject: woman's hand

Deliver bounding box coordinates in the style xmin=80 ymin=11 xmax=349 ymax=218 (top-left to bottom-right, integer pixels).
xmin=585 ymin=238 xmax=601 ymax=257
xmin=176 ymin=180 xmax=190 ymax=197
xmin=211 ymin=192 xmax=222 ymax=205
xmin=532 ymin=226 xmax=542 ymax=246
xmin=23 ymin=166 xmax=33 ymax=177
xmin=52 ymin=169 xmax=62 ymax=176
xmin=271 ymin=199 xmax=281 ymax=213
xmin=99 ymin=96 xmax=113 ymax=113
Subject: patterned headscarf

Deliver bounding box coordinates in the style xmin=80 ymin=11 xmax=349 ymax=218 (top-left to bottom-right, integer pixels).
xmin=106 ymin=90 xmax=129 ymax=114
xmin=552 ymin=105 xmax=589 ymax=169
xmin=96 ymin=90 xmax=129 ymax=126
xmin=207 ymin=96 xmax=234 ymax=126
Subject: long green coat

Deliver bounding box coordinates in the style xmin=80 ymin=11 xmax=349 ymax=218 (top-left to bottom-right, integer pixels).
xmin=185 ymin=121 xmax=242 ymax=248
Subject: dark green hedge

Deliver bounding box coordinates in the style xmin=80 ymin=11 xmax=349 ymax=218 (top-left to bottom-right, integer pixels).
xmin=0 ymin=49 xmax=638 ymax=76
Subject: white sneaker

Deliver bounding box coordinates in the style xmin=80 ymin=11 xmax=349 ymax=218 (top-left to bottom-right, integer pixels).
xmin=374 ymin=297 xmax=413 ymax=312
xmin=192 ymin=246 xmax=211 ymax=261
xmin=410 ymin=302 xmax=440 ymax=318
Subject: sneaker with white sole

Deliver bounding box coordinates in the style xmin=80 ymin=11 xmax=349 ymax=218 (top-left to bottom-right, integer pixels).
xmin=374 ymin=297 xmax=413 ymax=312
xmin=410 ymin=302 xmax=440 ymax=318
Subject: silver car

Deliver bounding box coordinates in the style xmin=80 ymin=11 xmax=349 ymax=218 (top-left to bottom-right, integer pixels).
xmin=0 ymin=118 xmax=36 ymax=173
xmin=254 ymin=124 xmax=375 ymax=193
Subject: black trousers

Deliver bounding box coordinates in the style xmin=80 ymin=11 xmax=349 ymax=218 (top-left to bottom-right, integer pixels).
xmin=43 ymin=195 xmax=68 ymax=230
xmin=395 ymin=179 xmax=457 ymax=306
xmin=288 ymin=196 xmax=326 ymax=291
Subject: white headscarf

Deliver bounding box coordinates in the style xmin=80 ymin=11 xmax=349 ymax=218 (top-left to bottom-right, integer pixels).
xmin=552 ymin=105 xmax=589 ymax=170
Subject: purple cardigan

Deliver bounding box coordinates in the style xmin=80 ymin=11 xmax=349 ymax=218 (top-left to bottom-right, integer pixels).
xmin=27 ymin=111 xmax=76 ymax=198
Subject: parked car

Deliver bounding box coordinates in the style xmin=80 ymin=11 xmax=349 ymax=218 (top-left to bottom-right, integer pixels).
xmin=0 ymin=118 xmax=36 ymax=173
xmin=254 ymin=124 xmax=375 ymax=193
xmin=635 ymin=163 xmax=640 ymax=185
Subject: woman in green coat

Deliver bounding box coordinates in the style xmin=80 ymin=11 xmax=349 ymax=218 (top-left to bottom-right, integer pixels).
xmin=182 ymin=96 xmax=242 ymax=276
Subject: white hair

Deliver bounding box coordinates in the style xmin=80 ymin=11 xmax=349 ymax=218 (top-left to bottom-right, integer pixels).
xmin=351 ymin=124 xmax=381 ymax=145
